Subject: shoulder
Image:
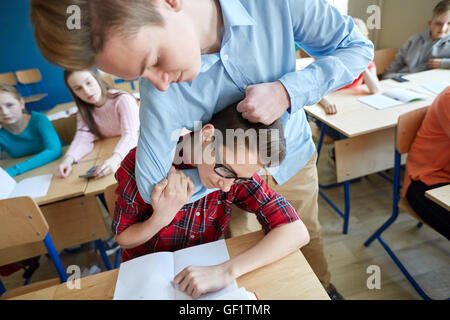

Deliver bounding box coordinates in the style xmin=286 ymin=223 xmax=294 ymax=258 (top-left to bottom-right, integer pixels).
xmin=432 ymin=87 xmax=450 ymax=115
xmin=29 ymin=111 xmax=51 ymax=126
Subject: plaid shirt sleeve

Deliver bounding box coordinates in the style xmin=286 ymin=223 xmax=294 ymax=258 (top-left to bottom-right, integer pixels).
xmin=232 ymin=174 xmax=301 ymax=232
xmin=111 ymin=148 xmax=153 ymax=236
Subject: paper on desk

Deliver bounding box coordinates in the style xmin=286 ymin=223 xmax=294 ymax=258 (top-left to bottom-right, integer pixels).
xmin=0 ymin=167 xmax=16 ymax=199
xmin=422 ymin=82 xmax=450 ymax=95
xmin=9 ymin=174 xmax=52 ymax=199
xmin=358 ymin=94 xmax=403 ymax=110
xmin=0 ymin=167 xmax=52 ymax=200
xmin=113 ymin=239 xmax=237 ymax=300
xmin=47 ymin=106 xmax=78 ymax=121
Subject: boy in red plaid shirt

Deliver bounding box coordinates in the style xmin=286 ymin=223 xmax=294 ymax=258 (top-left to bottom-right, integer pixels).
xmin=112 ymin=101 xmax=309 ymax=299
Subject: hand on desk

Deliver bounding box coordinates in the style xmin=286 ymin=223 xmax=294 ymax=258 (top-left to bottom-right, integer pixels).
xmin=237 ymin=81 xmax=290 ymax=125
xmin=427 ymin=59 xmax=443 ymax=69
xmin=319 ymin=97 xmax=338 ymax=114
xmin=54 ymin=156 xmax=74 ymax=178
xmin=94 ymin=153 xmax=122 ymax=179
xmin=174 ymin=264 xmax=233 ymax=299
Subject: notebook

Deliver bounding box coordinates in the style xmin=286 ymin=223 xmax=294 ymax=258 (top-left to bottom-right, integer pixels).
xmin=422 ymin=82 xmax=450 ymax=95
xmin=358 ymin=88 xmax=427 ymax=110
xmin=113 ymin=239 xmax=255 ymax=300
xmin=0 ymin=167 xmax=52 ymax=200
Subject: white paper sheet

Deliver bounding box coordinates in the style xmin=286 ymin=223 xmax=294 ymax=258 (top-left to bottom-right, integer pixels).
xmin=358 ymin=94 xmax=403 ymax=110
xmin=0 ymin=167 xmax=17 ymax=200
xmin=9 ymin=174 xmax=53 ymax=199
xmin=113 ymin=239 xmax=237 ymax=300
xmin=113 ymin=251 xmax=174 ymax=300
xmin=422 ymin=82 xmax=450 ymax=95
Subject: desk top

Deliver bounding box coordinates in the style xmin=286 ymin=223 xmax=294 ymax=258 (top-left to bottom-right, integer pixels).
xmin=425 ymin=184 xmax=450 ymax=211
xmin=0 ymin=146 xmax=100 ymax=205
xmin=84 ymin=137 xmax=120 ymax=196
xmin=304 ymin=69 xmax=449 ymax=138
xmin=10 ymin=230 xmax=330 ymax=300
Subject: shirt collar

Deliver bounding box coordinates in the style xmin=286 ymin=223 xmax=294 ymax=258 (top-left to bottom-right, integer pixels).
xmin=200 ymin=0 xmax=256 ymax=73
xmin=218 ymin=0 xmax=256 ymax=29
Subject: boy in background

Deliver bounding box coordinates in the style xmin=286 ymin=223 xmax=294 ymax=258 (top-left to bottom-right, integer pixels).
xmin=383 ymin=0 xmax=450 ymax=79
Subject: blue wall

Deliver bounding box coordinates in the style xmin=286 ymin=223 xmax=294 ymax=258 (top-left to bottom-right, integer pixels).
xmin=0 ymin=0 xmax=72 ymax=106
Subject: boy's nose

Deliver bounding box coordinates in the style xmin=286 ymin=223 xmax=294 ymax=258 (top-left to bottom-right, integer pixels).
xmin=143 ymin=70 xmax=170 ymax=92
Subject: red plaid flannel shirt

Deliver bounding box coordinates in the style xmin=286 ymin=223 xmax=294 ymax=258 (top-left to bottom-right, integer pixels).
xmin=112 ymin=148 xmax=301 ymax=261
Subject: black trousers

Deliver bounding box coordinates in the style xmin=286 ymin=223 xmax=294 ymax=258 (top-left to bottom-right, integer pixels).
xmin=406 ymin=180 xmax=450 ymax=240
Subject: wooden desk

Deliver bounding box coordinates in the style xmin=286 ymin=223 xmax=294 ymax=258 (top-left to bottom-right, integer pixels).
xmin=84 ymin=137 xmax=120 ymax=197
xmin=10 ymin=230 xmax=330 ymax=300
xmin=304 ymin=69 xmax=449 ymax=182
xmin=425 ymin=184 xmax=450 ymax=211
xmin=0 ymin=144 xmax=109 ymax=264
xmin=0 ymin=146 xmax=99 ymax=206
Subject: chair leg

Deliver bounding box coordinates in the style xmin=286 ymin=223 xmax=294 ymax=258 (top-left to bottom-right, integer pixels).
xmin=114 ymin=250 xmax=120 ymax=269
xmin=95 ymin=240 xmax=112 ymax=271
xmin=377 ymin=236 xmax=432 ymax=300
xmin=43 ymin=234 xmax=68 ymax=283
xmin=0 ymin=279 xmax=6 ymax=297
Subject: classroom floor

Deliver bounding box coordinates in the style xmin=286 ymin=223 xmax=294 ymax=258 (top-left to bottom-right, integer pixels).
xmin=2 ymin=141 xmax=449 ymax=300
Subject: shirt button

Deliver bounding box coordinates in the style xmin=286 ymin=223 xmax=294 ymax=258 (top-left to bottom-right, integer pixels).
xmin=190 ymin=234 xmax=195 ymax=239
xmin=222 ymin=54 xmax=229 ymax=61
xmin=217 ymin=200 xmax=221 ymax=205
xmin=195 ymin=212 xmax=200 ymax=217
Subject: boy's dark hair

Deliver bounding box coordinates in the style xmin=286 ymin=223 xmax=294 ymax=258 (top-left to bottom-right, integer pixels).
xmin=209 ymin=102 xmax=286 ymax=167
xmin=433 ymin=0 xmax=450 ymax=18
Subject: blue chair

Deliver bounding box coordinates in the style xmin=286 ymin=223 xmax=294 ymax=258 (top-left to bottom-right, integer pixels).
xmin=0 ymin=197 xmax=67 ymax=299
xmin=364 ymin=106 xmax=448 ymax=300
xmin=15 ymin=69 xmax=55 ymax=113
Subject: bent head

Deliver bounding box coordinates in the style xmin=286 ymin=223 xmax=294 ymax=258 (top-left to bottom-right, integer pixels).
xmin=183 ymin=101 xmax=286 ymax=192
xmin=31 ymin=0 xmax=202 ymax=92
xmin=0 ymin=84 xmax=25 ymax=126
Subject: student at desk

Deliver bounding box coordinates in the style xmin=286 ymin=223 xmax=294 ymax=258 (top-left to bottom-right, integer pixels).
xmin=54 ymin=69 xmax=139 ymax=276
xmin=402 ymin=87 xmax=450 ymax=240
xmin=0 ymin=83 xmax=62 ymax=177
xmin=54 ymin=69 xmax=140 ymax=179
xmin=112 ymin=102 xmax=310 ymax=299
xmin=383 ymin=0 xmax=450 ymax=80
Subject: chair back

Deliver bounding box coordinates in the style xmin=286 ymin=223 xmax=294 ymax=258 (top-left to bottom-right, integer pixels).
xmin=104 ymin=183 xmax=119 ymax=219
xmin=52 ymin=116 xmax=77 ymax=145
xmin=114 ymin=81 xmax=134 ymax=93
xmin=15 ymin=69 xmax=42 ymax=85
xmin=0 ymin=72 xmax=17 ymax=86
xmin=396 ymin=107 xmax=429 ymax=155
xmin=374 ymin=48 xmax=397 ymax=76
xmin=0 ymin=197 xmax=48 ymax=253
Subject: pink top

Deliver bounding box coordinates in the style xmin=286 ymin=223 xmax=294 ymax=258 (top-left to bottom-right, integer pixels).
xmin=66 ymin=90 xmax=140 ymax=162
xmin=339 ymin=61 xmax=376 ymax=90
xmin=401 ymin=87 xmax=450 ymax=197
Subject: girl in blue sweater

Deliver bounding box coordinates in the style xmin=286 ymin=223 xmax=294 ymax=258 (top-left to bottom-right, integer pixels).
xmin=0 ymin=83 xmax=62 ymax=177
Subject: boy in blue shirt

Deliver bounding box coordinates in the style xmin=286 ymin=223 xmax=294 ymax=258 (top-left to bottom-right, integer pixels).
xmin=31 ymin=0 xmax=374 ymax=299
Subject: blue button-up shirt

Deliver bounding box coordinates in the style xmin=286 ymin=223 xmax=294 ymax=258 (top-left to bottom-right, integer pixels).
xmin=136 ymin=0 xmax=374 ymax=204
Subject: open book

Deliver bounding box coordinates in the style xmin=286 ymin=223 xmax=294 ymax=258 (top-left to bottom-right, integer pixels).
xmin=0 ymin=167 xmax=52 ymax=200
xmin=358 ymin=88 xmax=427 ymax=110
xmin=113 ymin=239 xmax=256 ymax=300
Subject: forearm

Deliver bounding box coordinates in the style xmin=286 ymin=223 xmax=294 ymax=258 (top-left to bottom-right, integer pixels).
xmin=441 ymin=58 xmax=450 ymax=69
xmin=115 ymin=214 xmax=166 ymax=249
xmin=222 ymin=220 xmax=309 ymax=280
xmin=362 ymin=69 xmax=381 ymax=94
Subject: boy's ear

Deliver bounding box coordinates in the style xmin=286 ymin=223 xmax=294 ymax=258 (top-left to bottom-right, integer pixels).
xmin=428 ymin=20 xmax=432 ymax=28
xmin=201 ymin=124 xmax=215 ymax=143
xmin=157 ymin=0 xmax=183 ymax=12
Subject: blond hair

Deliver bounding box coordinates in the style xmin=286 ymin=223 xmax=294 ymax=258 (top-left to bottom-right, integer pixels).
xmin=0 ymin=83 xmax=21 ymax=101
xmin=30 ymin=0 xmax=163 ymax=70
